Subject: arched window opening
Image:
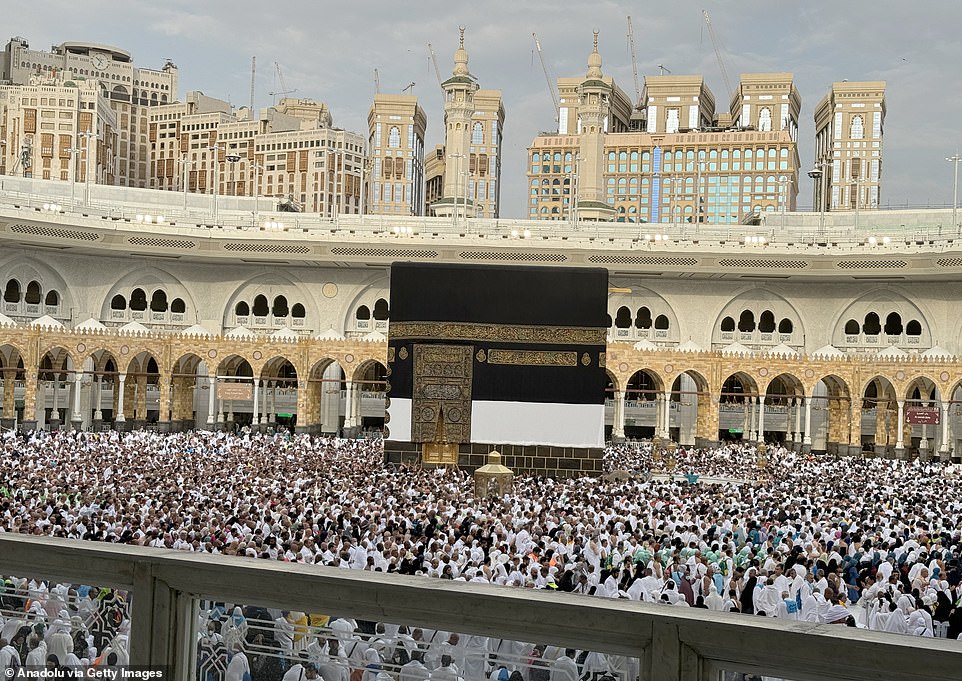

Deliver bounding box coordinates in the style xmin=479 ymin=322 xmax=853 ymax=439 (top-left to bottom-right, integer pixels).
xmin=252 ymin=294 xmax=269 ymax=317
xmin=24 ymin=281 xmax=42 ymax=305
xmin=3 ymin=280 xmax=21 ymax=303
xmin=471 ymin=122 xmax=484 ymax=144
xmin=720 ymin=316 xmax=736 ymax=332
xmin=372 ymin=298 xmax=390 ymax=321
xmin=111 ymin=294 xmax=127 ymax=311
xmin=862 ymin=312 xmax=881 ymax=335
xmin=235 ymin=301 xmax=250 ymax=316
xmin=614 ymin=306 xmax=632 ymax=329
xmin=130 ymin=288 xmax=148 ymax=311
xmin=388 ymin=126 xmax=401 ymax=148
xmin=851 ymin=115 xmax=864 ymax=140
xmin=272 ymin=295 xmax=289 ymax=318
xmin=758 ymin=310 xmax=776 ymax=333
xmin=356 ymin=305 xmax=371 ymax=321
xmin=737 ymin=310 xmax=756 ymax=333
xmin=654 ymin=314 xmax=669 ymax=330
xmin=758 ymin=107 xmax=772 ymax=132
xmin=170 ymin=298 xmax=186 ymax=314
xmin=844 ymin=319 xmax=859 ymax=335
xmin=777 ymin=318 xmax=793 ymax=334
xmin=149 ymin=289 xmax=168 ymax=312
xmin=884 ymin=312 xmax=903 ymax=335
xmin=291 ymin=303 xmax=306 ymax=319
xmin=635 ymin=307 xmax=652 ymax=329
xmin=906 ymin=320 xmax=922 ymax=336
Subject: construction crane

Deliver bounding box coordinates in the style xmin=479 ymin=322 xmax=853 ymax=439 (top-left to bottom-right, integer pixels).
xmin=249 ymin=56 xmax=256 ymax=112
xmin=702 ymin=9 xmax=734 ymax=103
xmin=657 ymin=64 xmax=672 ymax=75
xmin=269 ymin=62 xmax=297 ymax=104
xmin=401 ymin=82 xmax=416 ymax=93
xmin=532 ymin=33 xmax=560 ymax=124
xmin=626 ymin=16 xmax=642 ymax=110
xmin=427 ymin=43 xmax=443 ymax=90
xmin=373 ymin=68 xmax=380 ymax=94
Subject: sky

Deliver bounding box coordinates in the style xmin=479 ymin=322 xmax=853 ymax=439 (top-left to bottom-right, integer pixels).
xmin=6 ymin=0 xmax=962 ymax=218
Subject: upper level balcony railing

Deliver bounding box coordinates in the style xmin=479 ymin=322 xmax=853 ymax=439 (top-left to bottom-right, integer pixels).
xmin=0 ymin=534 xmax=958 ymax=680
xmin=2 ymin=175 xmax=962 ymax=254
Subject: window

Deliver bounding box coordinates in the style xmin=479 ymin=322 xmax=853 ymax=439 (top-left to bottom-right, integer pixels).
xmin=654 ymin=314 xmax=669 ymax=330
xmin=906 ymin=320 xmax=922 ymax=336
xmin=3 ymin=280 xmax=21 ymax=303
xmin=252 ymin=294 xmax=269 ymax=317
xmin=614 ymin=306 xmax=632 ymax=329
xmin=272 ymin=295 xmax=289 ymax=318
xmin=666 ymin=108 xmax=680 ymax=134
xmin=758 ymin=107 xmax=772 ymax=132
xmin=844 ymin=319 xmax=859 ymax=335
xmin=356 ymin=305 xmax=371 ymax=320
xmin=291 ymin=303 xmax=306 ymax=319
xmin=851 ymin=115 xmax=864 ymax=140
xmin=373 ymin=298 xmax=390 ymax=321
xmin=758 ymin=311 xmax=776 ymax=333
xmin=862 ymin=312 xmax=881 ymax=335
xmin=778 ymin=318 xmax=793 ymax=333
xmin=170 ymin=298 xmax=186 ymax=314
xmin=884 ymin=312 xmax=903 ymax=335
xmin=737 ymin=310 xmax=756 ymax=332
xmin=130 ymin=288 xmax=148 ymax=312
xmin=235 ymin=301 xmax=250 ymax=316
xmin=111 ymin=294 xmax=127 ymax=311
xmin=150 ymin=290 xmax=168 ymax=312
xmin=24 ymin=281 xmax=41 ymax=305
xmin=471 ymin=122 xmax=484 ymax=145
xmin=635 ymin=307 xmax=652 ymax=329
xmin=388 ymin=126 xmax=401 ymax=149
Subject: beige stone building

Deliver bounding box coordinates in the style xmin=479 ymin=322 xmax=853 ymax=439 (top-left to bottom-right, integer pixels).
xmin=367 ymin=94 xmax=427 ymax=216
xmin=148 ymin=94 xmax=365 ymax=216
xmin=528 ymin=36 xmax=801 ymax=224
xmin=424 ymin=144 xmax=445 ymax=216
xmin=1 ymin=37 xmax=177 ymax=188
xmin=0 ymin=78 xmax=118 ymax=186
xmin=813 ymin=80 xmax=886 ymax=211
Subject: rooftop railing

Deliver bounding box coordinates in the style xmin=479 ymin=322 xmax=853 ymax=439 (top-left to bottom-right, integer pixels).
xmin=0 ymin=534 xmax=959 ymax=681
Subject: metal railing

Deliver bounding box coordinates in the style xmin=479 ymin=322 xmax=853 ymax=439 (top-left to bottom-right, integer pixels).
xmin=0 ymin=534 xmax=958 ymax=681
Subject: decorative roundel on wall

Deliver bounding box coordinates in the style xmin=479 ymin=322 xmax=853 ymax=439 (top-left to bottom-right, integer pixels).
xmin=805 ymin=368 xmax=815 ymax=379
xmin=253 ymin=350 xmax=263 ymax=360
xmin=322 ymin=283 xmax=338 ymax=298
xmin=208 ymin=349 xmax=217 ymax=359
xmin=758 ymin=367 xmax=769 ymax=377
xmin=941 ymin=371 xmax=951 ymax=382
xmin=895 ymin=370 xmax=906 ymax=381
xmin=76 ymin=343 xmax=86 ymax=354
xmin=345 ymin=354 xmax=355 ymax=364
xmin=619 ymin=362 xmax=629 ymax=373
xmin=664 ymin=364 xmax=674 ymax=374
xmin=120 ymin=345 xmax=129 ymax=355
xmin=420 ymin=406 xmax=436 ymax=423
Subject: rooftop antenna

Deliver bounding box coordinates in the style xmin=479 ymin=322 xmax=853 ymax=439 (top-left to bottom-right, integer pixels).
xmin=401 ymin=81 xmax=416 ymax=93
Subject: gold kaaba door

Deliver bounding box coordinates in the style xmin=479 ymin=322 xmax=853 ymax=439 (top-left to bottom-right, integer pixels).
xmin=412 ymin=344 xmax=472 ymax=464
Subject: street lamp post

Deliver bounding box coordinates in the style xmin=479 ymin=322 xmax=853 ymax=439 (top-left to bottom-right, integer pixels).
xmin=208 ymin=145 xmax=221 ymax=224
xmin=808 ymin=159 xmax=830 ymax=239
xmin=66 ymin=146 xmax=81 ymax=206
xmin=81 ymin=131 xmax=98 ymax=207
xmin=947 ymin=154 xmax=962 ymax=233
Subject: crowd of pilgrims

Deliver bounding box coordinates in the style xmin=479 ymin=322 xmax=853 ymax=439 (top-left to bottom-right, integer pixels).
xmin=1 ymin=428 xmax=962 ymax=678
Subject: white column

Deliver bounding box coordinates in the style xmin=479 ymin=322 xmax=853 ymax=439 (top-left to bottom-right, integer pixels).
xmin=747 ymin=397 xmax=757 ymax=441
xmin=613 ymin=390 xmax=626 ymax=438
xmin=252 ymin=380 xmax=260 ymax=427
xmin=71 ymin=373 xmax=82 ymax=423
xmin=354 ymin=384 xmax=363 ymax=429
xmin=895 ymin=400 xmax=905 ymax=450
xmin=93 ymin=376 xmax=103 ymax=421
xmin=940 ymin=401 xmax=950 ymax=455
xmin=794 ymin=397 xmax=803 ymax=443
xmin=116 ymin=374 xmax=126 ymax=423
xmin=207 ymin=375 xmax=216 ymax=426
xmin=757 ymin=395 xmax=766 ymax=444
xmin=344 ymin=380 xmax=354 ymax=430
xmin=51 ymin=375 xmax=60 ymax=423
xmin=803 ymin=398 xmax=812 ymax=445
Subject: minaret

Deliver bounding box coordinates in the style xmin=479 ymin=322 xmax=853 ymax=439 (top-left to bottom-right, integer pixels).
xmin=575 ymin=31 xmax=615 ymax=221
xmin=432 ymin=26 xmax=479 ymax=219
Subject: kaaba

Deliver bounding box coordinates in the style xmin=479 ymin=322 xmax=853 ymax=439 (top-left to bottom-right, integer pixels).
xmin=384 ymin=262 xmax=609 ymax=475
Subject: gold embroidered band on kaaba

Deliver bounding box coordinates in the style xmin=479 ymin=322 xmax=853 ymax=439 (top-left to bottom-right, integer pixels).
xmin=486 ymin=350 xmax=578 ymax=367
xmin=390 ymin=321 xmax=606 ymax=345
